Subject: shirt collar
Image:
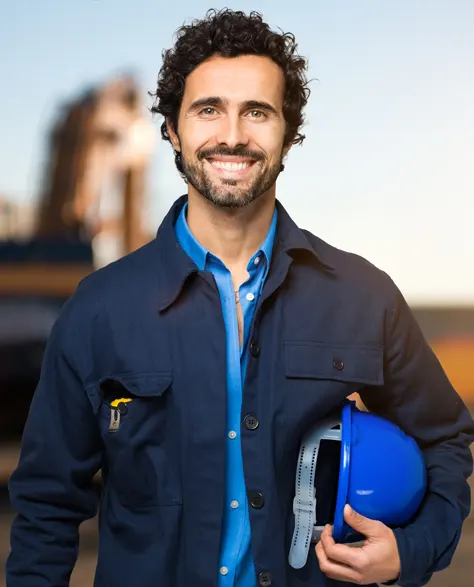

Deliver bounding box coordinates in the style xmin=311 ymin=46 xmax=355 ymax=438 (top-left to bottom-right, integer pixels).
xmin=154 ymin=195 xmax=334 ymax=311
xmin=174 ymin=202 xmax=208 ymax=271
xmin=174 ymin=201 xmax=278 ymax=275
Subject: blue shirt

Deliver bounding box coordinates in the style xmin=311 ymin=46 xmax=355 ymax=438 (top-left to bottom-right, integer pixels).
xmin=175 ymin=202 xmax=277 ymax=586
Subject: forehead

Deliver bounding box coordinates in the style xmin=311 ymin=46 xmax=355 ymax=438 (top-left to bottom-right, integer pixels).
xmin=182 ymin=54 xmax=285 ymax=107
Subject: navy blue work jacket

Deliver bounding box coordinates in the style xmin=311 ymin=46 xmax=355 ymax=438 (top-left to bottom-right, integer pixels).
xmin=7 ymin=195 xmax=474 ymax=587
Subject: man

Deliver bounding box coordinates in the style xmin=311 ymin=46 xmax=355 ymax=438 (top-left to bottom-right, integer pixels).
xmin=7 ymin=8 xmax=474 ymax=587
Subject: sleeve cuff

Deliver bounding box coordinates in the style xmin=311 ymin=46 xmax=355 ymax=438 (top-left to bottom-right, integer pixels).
xmin=390 ymin=527 xmax=433 ymax=586
xmin=382 ymin=577 xmax=399 ymax=586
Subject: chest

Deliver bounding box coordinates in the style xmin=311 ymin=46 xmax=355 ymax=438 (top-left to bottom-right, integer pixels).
xmin=88 ymin=266 xmax=386 ymax=459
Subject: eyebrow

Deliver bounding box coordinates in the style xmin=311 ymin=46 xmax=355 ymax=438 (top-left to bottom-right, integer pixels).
xmin=187 ymin=96 xmax=280 ymax=116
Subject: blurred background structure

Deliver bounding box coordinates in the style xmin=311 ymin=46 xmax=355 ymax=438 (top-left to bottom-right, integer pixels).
xmin=0 ymin=1 xmax=473 ymax=586
xmin=0 ymin=74 xmax=156 ymax=438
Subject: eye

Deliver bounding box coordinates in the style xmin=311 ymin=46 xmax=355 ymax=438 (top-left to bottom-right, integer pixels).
xmin=248 ymin=110 xmax=267 ymax=119
xmin=199 ymin=107 xmax=217 ymax=116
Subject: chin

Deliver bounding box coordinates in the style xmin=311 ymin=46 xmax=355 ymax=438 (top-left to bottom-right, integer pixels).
xmin=207 ymin=188 xmax=265 ymax=209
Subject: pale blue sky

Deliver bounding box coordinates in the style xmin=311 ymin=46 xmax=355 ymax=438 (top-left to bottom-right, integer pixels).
xmin=1 ymin=1 xmax=473 ymax=304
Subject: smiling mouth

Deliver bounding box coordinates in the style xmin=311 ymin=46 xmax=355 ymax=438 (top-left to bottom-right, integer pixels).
xmin=206 ymin=158 xmax=257 ymax=173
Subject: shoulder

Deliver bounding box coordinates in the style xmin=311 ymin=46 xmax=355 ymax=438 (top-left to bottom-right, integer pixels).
xmin=302 ymin=229 xmax=402 ymax=306
xmin=82 ymin=238 xmax=160 ymax=292
xmin=302 ymin=229 xmax=393 ymax=285
xmin=56 ymin=238 xmax=161 ymax=331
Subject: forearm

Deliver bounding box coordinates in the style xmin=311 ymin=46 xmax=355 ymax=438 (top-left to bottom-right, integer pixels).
xmin=8 ymin=487 xmax=98 ymax=586
xmin=6 ymin=308 xmax=103 ymax=585
xmin=392 ymin=438 xmax=473 ymax=585
xmin=361 ymin=277 xmax=474 ymax=585
xmin=7 ymin=432 xmax=101 ymax=585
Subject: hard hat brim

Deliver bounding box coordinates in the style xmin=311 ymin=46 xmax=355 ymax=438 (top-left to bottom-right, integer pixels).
xmin=332 ymin=401 xmax=352 ymax=541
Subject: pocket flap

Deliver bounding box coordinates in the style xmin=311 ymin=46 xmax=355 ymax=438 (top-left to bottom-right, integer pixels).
xmin=284 ymin=341 xmax=384 ymax=385
xmin=100 ymin=372 xmax=172 ymax=398
xmin=87 ymin=372 xmax=172 ymax=414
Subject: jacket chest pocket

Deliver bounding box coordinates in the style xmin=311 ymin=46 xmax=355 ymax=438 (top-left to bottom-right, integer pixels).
xmin=280 ymin=341 xmax=384 ymax=446
xmin=95 ymin=372 xmax=182 ymax=508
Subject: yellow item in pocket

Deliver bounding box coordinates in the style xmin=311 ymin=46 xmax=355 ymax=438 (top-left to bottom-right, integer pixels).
xmin=110 ymin=398 xmax=133 ymax=408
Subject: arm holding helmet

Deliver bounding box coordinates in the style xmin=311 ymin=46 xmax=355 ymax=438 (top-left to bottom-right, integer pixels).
xmin=356 ymin=277 xmax=474 ymax=585
xmin=315 ymin=277 xmax=474 ymax=585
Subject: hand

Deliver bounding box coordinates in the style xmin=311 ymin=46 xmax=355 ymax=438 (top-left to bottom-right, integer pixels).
xmin=315 ymin=504 xmax=401 ymax=584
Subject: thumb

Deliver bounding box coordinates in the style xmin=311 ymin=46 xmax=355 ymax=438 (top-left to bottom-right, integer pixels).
xmin=343 ymin=504 xmax=380 ymax=536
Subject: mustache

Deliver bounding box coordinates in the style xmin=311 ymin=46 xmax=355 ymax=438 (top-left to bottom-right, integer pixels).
xmin=198 ymin=146 xmax=265 ymax=162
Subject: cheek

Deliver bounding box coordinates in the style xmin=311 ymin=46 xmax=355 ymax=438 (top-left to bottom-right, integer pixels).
xmin=179 ymin=121 xmax=218 ymax=156
xmin=250 ymin=126 xmax=286 ymax=157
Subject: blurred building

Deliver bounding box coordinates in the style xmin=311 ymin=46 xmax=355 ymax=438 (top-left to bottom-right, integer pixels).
xmin=0 ymin=197 xmax=36 ymax=240
xmin=413 ymin=307 xmax=474 ymax=402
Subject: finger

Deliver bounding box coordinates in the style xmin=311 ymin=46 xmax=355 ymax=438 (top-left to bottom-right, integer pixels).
xmin=320 ymin=530 xmax=365 ymax=568
xmin=344 ymin=504 xmax=380 ymax=536
xmin=320 ymin=524 xmax=333 ymax=542
xmin=320 ymin=525 xmax=335 ymax=549
xmin=316 ymin=538 xmax=363 ymax=583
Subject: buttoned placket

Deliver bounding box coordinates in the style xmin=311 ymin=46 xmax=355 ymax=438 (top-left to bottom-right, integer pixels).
xmin=217 ymin=252 xmax=268 ymax=582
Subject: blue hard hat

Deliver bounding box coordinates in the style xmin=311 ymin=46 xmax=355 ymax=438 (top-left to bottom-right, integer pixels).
xmin=289 ymin=400 xmax=427 ymax=569
xmin=333 ymin=400 xmax=427 ymax=541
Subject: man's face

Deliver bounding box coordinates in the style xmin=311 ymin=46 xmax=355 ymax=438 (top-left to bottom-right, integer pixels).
xmin=168 ymin=54 xmax=289 ymax=208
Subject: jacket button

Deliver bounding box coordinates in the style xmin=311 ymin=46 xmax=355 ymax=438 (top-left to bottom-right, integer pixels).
xmin=249 ymin=491 xmax=265 ymax=509
xmin=250 ymin=340 xmax=260 ymax=357
xmin=258 ymin=571 xmax=273 ymax=587
xmin=244 ymin=414 xmax=259 ymax=430
xmin=333 ymin=358 xmax=344 ymax=371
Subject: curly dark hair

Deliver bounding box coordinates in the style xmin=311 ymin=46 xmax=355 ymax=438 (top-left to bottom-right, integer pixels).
xmin=149 ymin=8 xmax=311 ymax=177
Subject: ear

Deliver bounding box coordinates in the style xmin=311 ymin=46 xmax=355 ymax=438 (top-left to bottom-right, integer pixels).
xmin=279 ymin=144 xmax=292 ymax=170
xmin=166 ymin=118 xmax=181 ymax=152
xmin=282 ymin=142 xmax=293 ymax=160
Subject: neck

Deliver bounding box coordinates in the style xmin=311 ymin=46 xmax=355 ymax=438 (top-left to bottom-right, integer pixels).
xmin=186 ymin=188 xmax=276 ymax=272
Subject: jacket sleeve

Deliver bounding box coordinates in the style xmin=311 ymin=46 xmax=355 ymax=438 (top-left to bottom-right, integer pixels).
xmin=6 ymin=299 xmax=103 ymax=586
xmin=360 ymin=279 xmax=474 ymax=587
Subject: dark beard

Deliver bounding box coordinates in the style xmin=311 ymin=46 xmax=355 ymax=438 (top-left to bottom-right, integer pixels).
xmin=181 ymin=146 xmax=283 ymax=209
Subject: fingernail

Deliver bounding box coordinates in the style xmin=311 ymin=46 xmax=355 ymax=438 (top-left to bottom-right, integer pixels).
xmin=344 ymin=504 xmax=352 ymax=515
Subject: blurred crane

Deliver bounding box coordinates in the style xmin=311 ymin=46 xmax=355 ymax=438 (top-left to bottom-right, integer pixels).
xmin=0 ymin=75 xmax=155 ymax=433
xmin=36 ymin=74 xmax=155 ymax=258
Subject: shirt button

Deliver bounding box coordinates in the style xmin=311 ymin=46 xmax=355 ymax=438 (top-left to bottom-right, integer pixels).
xmin=231 ymin=500 xmax=239 ymax=509
xmin=254 ymin=257 xmax=260 ymax=265
xmin=246 ymin=292 xmax=255 ymax=301
xmin=220 ymin=566 xmax=229 ymax=576
xmin=244 ymin=414 xmax=259 ymax=430
xmin=228 ymin=430 xmax=237 ymax=439
xmin=249 ymin=491 xmax=265 ymax=509
xmin=258 ymin=571 xmax=273 ymax=587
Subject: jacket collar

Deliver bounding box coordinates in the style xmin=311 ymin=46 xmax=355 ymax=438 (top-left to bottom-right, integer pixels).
xmin=154 ymin=195 xmax=334 ymax=311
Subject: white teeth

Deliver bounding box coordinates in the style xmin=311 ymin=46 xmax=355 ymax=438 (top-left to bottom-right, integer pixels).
xmin=210 ymin=160 xmax=251 ymax=171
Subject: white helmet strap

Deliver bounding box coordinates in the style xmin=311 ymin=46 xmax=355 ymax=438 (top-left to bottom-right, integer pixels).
xmin=288 ymin=417 xmax=342 ymax=570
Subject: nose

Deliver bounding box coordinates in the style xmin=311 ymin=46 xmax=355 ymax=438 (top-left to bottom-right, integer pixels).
xmin=215 ymin=112 xmax=249 ymax=149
